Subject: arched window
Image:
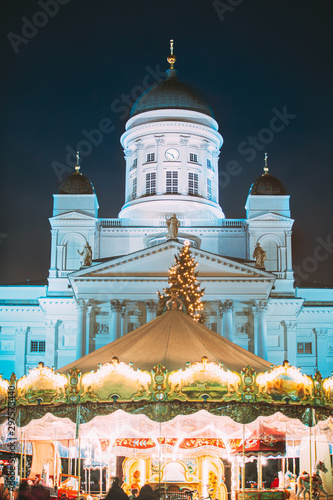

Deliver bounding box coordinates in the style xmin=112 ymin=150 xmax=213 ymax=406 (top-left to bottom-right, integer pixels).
xmin=65 ymin=236 xmax=83 ymax=270
xmin=262 ymin=240 xmax=278 ymax=272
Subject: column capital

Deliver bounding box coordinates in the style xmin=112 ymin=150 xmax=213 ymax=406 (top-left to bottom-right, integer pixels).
xmin=86 ymin=304 xmax=94 ymax=315
xmin=253 ymin=300 xmax=268 ymax=314
xmin=120 ymin=302 xmax=128 ymax=317
xmin=180 ymin=135 xmax=190 ymax=146
xmin=313 ymin=328 xmax=328 ymax=338
xmin=212 ymin=149 xmax=220 ymax=159
xmin=145 ymin=300 xmax=158 ymax=312
xmin=219 ymin=300 xmax=234 ymax=314
xmin=124 ymin=148 xmax=132 ymax=158
xmin=75 ymin=299 xmax=87 ymax=311
xmin=110 ymin=300 xmax=123 ymax=312
xmin=281 ymin=320 xmax=296 ymax=330
xmin=154 ymin=135 xmax=165 ymax=145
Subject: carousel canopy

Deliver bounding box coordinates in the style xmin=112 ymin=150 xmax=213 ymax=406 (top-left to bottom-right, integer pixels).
xmin=59 ymin=310 xmax=272 ymax=373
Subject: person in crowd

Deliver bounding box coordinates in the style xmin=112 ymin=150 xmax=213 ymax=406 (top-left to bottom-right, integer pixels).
xmin=17 ymin=481 xmax=33 ymax=500
xmin=271 ymin=476 xmax=279 ymax=488
xmin=129 ymin=488 xmax=138 ymax=500
xmin=104 ymin=477 xmax=129 ymax=500
xmin=137 ymin=484 xmax=159 ymax=500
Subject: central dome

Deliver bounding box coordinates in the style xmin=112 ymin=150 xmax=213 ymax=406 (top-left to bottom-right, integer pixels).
xmin=130 ymin=69 xmax=214 ymax=118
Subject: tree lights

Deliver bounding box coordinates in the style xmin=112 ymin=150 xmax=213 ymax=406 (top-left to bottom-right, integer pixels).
xmin=158 ymin=242 xmax=204 ymax=322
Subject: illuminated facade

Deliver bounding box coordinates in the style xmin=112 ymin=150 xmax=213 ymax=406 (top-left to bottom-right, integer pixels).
xmin=0 ymin=51 xmax=332 ymax=379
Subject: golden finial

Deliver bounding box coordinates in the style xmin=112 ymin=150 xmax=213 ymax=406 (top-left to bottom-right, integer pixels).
xmin=167 ymin=39 xmax=176 ymax=69
xmin=75 ymin=151 xmax=80 ymax=172
xmin=264 ymin=152 xmax=269 ymax=174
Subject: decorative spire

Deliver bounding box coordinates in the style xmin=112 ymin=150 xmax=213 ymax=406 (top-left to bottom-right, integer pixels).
xmin=264 ymin=152 xmax=269 ymax=174
xmin=75 ymin=151 xmax=80 ymax=172
xmin=167 ymin=39 xmax=176 ymax=69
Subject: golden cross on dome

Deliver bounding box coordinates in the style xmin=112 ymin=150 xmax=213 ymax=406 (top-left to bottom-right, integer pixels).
xmin=75 ymin=151 xmax=80 ymax=172
xmin=167 ymin=39 xmax=176 ymax=69
xmin=264 ymin=152 xmax=269 ymax=174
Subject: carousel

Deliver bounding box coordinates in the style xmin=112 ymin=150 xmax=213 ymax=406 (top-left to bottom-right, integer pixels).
xmin=1 ymin=309 xmax=333 ymax=500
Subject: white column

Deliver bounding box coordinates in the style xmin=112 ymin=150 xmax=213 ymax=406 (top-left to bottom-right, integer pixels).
xmin=121 ymin=305 xmax=129 ymax=337
xmin=200 ymin=140 xmax=209 ymax=199
xmin=110 ymin=300 xmax=122 ymax=341
xmin=155 ymin=135 xmax=165 ymax=195
xmin=282 ymin=321 xmax=297 ymax=366
xmin=285 ymin=230 xmax=294 ymax=279
xmin=217 ymin=306 xmax=223 ymax=336
xmin=212 ymin=150 xmax=220 ymax=203
xmin=180 ymin=136 xmax=189 ymax=196
xmin=136 ymin=140 xmax=145 ymax=197
xmin=50 ymin=229 xmax=58 ymax=271
xmin=76 ymin=300 xmax=86 ymax=360
xmin=219 ymin=300 xmax=234 ymax=342
xmin=145 ymin=300 xmax=158 ymax=323
xmin=44 ymin=320 xmax=56 ymax=368
xmin=277 ymin=246 xmax=285 ymax=273
xmin=314 ymin=328 xmax=329 ymax=375
xmin=124 ymin=148 xmax=132 ymax=202
xmin=253 ymin=300 xmax=268 ymax=359
xmin=85 ymin=304 xmax=94 ymax=356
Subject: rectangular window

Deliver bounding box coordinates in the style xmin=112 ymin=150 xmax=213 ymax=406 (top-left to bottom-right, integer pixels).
xmin=207 ymin=178 xmax=212 ymax=199
xmin=132 ymin=177 xmax=137 ymax=199
xmin=190 ymin=153 xmax=198 ymax=163
xmin=207 ymin=159 xmax=212 ymax=170
xmin=188 ymin=172 xmax=199 ymax=195
xmin=146 ymin=172 xmax=156 ymax=195
xmin=131 ymin=158 xmax=137 ymax=170
xmin=146 ymin=153 xmax=155 ymax=163
xmin=297 ymin=342 xmax=312 ymax=354
xmin=166 ymin=171 xmax=178 ymax=193
xmin=31 ymin=340 xmax=46 ymax=353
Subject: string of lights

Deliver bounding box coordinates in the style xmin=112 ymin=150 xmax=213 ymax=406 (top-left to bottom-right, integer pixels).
xmin=158 ymin=242 xmax=204 ymax=322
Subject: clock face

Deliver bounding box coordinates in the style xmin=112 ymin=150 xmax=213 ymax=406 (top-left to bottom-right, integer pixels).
xmin=165 ymin=148 xmax=180 ymax=161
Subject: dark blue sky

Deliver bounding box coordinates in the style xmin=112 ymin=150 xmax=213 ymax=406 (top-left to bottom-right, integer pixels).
xmin=1 ymin=0 xmax=332 ymax=286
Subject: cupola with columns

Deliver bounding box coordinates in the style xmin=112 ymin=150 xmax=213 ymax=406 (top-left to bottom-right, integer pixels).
xmin=119 ymin=41 xmax=225 ymax=221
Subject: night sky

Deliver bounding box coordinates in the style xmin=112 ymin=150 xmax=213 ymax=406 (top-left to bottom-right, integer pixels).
xmin=1 ymin=0 xmax=332 ymax=286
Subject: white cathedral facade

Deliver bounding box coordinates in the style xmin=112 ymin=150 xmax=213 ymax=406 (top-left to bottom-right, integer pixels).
xmin=1 ymin=54 xmax=332 ymax=380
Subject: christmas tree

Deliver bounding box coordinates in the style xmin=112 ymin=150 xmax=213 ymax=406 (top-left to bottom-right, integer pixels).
xmin=158 ymin=241 xmax=204 ymax=322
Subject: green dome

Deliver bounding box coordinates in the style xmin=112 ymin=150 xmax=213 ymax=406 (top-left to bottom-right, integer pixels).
xmin=131 ymin=70 xmax=214 ymax=118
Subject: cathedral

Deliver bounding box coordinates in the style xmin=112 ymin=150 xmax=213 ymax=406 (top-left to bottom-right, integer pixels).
xmin=1 ymin=46 xmax=332 ymax=380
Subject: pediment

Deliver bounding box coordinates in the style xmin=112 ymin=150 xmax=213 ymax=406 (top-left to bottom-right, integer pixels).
xmin=247 ymin=212 xmax=293 ymax=222
xmin=70 ymin=241 xmax=273 ymax=281
xmin=50 ymin=211 xmax=97 ymax=221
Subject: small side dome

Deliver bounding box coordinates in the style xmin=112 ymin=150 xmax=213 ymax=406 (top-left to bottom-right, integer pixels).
xmin=249 ymin=173 xmax=286 ymax=195
xmin=57 ymin=153 xmax=95 ymax=194
xmin=249 ymin=154 xmax=286 ymax=195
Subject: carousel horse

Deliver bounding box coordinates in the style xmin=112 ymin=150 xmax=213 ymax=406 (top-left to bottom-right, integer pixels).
xmin=296 ymin=461 xmax=328 ymax=500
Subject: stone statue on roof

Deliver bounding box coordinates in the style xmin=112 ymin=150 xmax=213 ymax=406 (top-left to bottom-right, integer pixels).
xmin=166 ymin=213 xmax=179 ymax=239
xmin=78 ymin=242 xmax=92 ymax=267
xmin=253 ymin=242 xmax=267 ymax=269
